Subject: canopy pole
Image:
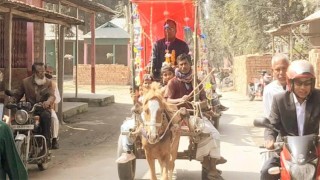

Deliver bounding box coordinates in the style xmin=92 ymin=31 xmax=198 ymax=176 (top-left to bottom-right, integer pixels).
xmin=128 ymin=1 xmax=136 ymax=98
xmin=193 ymin=1 xmax=199 ymax=103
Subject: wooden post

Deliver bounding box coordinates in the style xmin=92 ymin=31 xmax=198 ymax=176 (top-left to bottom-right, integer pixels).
xmin=75 ymin=8 xmax=79 ymax=98
xmin=4 ymin=11 xmax=12 ymax=91
xmin=39 ymin=22 xmax=45 ymax=62
xmin=90 ymin=13 xmax=96 ymax=93
xmin=113 ymin=44 xmax=116 ymax=64
xmin=57 ymin=25 xmax=65 ymax=123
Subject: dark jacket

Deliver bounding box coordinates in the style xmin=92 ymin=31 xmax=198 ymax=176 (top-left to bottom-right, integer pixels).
xmin=12 ymin=75 xmax=55 ymax=106
xmin=264 ymin=90 xmax=320 ymax=141
xmin=151 ymin=38 xmax=189 ymax=79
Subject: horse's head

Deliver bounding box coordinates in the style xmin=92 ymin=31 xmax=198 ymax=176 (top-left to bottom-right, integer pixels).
xmin=141 ymin=83 xmax=167 ymax=144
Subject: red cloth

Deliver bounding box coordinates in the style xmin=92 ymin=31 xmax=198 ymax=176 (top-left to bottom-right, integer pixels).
xmin=131 ymin=0 xmax=196 ymax=68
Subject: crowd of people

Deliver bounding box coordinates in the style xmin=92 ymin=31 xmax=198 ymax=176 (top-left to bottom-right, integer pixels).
xmin=3 ymin=17 xmax=319 ymax=180
xmin=260 ymin=55 xmax=320 ymax=180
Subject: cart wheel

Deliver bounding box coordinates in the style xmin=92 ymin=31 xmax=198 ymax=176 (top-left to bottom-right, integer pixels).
xmin=117 ymin=135 xmax=136 ymax=180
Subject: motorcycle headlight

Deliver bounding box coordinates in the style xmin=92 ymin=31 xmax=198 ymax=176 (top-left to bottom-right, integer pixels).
xmin=290 ymin=163 xmax=315 ymax=180
xmin=15 ymin=110 xmax=28 ymax=125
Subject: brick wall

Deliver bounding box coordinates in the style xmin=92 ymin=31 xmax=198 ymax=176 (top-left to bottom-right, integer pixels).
xmin=233 ymin=54 xmax=272 ymax=95
xmin=74 ymin=64 xmax=131 ymax=85
xmin=309 ymin=49 xmax=320 ymax=88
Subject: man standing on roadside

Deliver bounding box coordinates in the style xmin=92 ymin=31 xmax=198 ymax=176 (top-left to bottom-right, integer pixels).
xmin=45 ymin=65 xmax=61 ymax=149
xmin=260 ymin=53 xmax=290 ymax=180
xmin=263 ymin=53 xmax=290 ymax=117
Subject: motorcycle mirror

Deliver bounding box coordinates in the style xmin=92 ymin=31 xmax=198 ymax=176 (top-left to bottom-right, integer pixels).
xmin=5 ymin=103 xmax=17 ymax=109
xmin=253 ymin=117 xmax=271 ymax=128
xmin=4 ymin=89 xmax=13 ymax=96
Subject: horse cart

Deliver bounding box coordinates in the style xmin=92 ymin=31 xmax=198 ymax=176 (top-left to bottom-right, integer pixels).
xmin=117 ymin=0 xmax=221 ymax=179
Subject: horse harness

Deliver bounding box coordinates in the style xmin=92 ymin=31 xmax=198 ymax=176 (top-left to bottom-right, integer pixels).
xmin=135 ymin=103 xmax=183 ymax=144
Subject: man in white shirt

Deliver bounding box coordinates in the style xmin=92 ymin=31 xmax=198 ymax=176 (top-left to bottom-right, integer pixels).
xmin=263 ymin=53 xmax=290 ymax=117
xmin=45 ymin=66 xmax=61 ymax=149
xmin=260 ymin=60 xmax=320 ymax=180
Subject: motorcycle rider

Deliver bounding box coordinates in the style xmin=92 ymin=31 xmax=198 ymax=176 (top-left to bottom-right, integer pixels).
xmin=11 ymin=62 xmax=55 ymax=149
xmin=261 ymin=60 xmax=320 ymax=180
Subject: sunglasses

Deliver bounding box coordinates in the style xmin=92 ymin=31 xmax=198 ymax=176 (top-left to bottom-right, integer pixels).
xmin=294 ymin=79 xmax=313 ymax=87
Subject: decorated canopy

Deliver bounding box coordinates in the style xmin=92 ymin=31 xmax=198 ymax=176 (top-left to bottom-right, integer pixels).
xmin=130 ymin=0 xmax=198 ymax=85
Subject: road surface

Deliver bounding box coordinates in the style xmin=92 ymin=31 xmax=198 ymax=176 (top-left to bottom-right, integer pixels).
xmin=28 ymin=85 xmax=265 ymax=180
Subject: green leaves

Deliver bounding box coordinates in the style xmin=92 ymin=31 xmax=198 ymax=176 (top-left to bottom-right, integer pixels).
xmin=201 ymin=0 xmax=316 ymax=66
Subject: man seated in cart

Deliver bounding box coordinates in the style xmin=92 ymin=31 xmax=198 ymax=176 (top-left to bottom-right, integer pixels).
xmin=164 ymin=53 xmax=226 ymax=180
xmin=150 ymin=19 xmax=189 ymax=81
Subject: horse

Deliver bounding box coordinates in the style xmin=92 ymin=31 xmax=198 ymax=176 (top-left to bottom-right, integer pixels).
xmin=137 ymin=82 xmax=181 ymax=180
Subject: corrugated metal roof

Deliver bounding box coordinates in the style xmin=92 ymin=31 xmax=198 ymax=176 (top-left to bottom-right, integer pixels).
xmin=267 ymin=10 xmax=320 ymax=36
xmin=44 ymin=0 xmax=117 ymax=14
xmin=45 ymin=24 xmax=84 ymax=40
xmin=0 ymin=0 xmax=84 ymax=26
xmin=131 ymin=0 xmax=194 ymax=3
xmin=84 ymin=22 xmax=130 ymax=39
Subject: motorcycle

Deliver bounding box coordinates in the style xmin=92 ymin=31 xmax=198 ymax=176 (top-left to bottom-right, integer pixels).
xmin=254 ymin=118 xmax=320 ymax=179
xmin=5 ymin=90 xmax=51 ymax=171
xmin=248 ymin=70 xmax=272 ymax=101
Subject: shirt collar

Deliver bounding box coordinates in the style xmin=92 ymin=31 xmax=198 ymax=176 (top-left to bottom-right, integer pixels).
xmin=293 ymin=93 xmax=306 ymax=105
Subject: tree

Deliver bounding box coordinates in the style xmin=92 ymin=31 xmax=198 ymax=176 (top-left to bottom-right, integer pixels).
xmin=200 ymin=0 xmax=317 ymax=66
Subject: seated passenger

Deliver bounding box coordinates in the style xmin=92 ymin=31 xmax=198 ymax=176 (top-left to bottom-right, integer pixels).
xmin=116 ymin=75 xmax=153 ymax=163
xmin=160 ymin=63 xmax=175 ymax=93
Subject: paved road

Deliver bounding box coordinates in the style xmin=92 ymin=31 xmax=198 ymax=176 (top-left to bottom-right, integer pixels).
xmin=28 ymin=85 xmax=265 ymax=180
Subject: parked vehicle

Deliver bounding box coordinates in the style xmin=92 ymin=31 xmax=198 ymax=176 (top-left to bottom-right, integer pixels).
xmin=248 ymin=70 xmax=272 ymax=101
xmin=207 ymin=91 xmax=222 ymax=129
xmin=254 ymin=118 xmax=320 ymax=179
xmin=5 ymin=90 xmax=51 ymax=171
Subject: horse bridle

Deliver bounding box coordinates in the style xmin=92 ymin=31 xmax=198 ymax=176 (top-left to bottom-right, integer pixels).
xmin=140 ymin=109 xmax=170 ymax=144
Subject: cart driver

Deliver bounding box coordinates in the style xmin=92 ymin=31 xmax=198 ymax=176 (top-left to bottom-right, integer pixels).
xmin=164 ymin=53 xmax=226 ymax=180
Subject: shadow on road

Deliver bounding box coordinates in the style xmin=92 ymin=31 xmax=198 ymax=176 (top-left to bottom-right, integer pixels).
xmin=222 ymin=170 xmax=260 ymax=180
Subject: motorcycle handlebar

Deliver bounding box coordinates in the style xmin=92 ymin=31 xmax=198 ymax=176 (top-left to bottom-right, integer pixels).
xmin=29 ymin=103 xmax=43 ymax=113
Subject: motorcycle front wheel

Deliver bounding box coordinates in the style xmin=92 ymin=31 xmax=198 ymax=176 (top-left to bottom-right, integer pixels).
xmin=15 ymin=140 xmax=27 ymax=167
xmin=38 ymin=162 xmax=49 ymax=171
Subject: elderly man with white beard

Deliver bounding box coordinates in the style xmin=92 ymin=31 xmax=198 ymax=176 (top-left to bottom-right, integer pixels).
xmin=11 ymin=62 xmax=55 ymax=149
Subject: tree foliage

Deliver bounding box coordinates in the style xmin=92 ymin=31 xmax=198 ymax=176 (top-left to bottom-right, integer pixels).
xmin=201 ymin=0 xmax=317 ymax=66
